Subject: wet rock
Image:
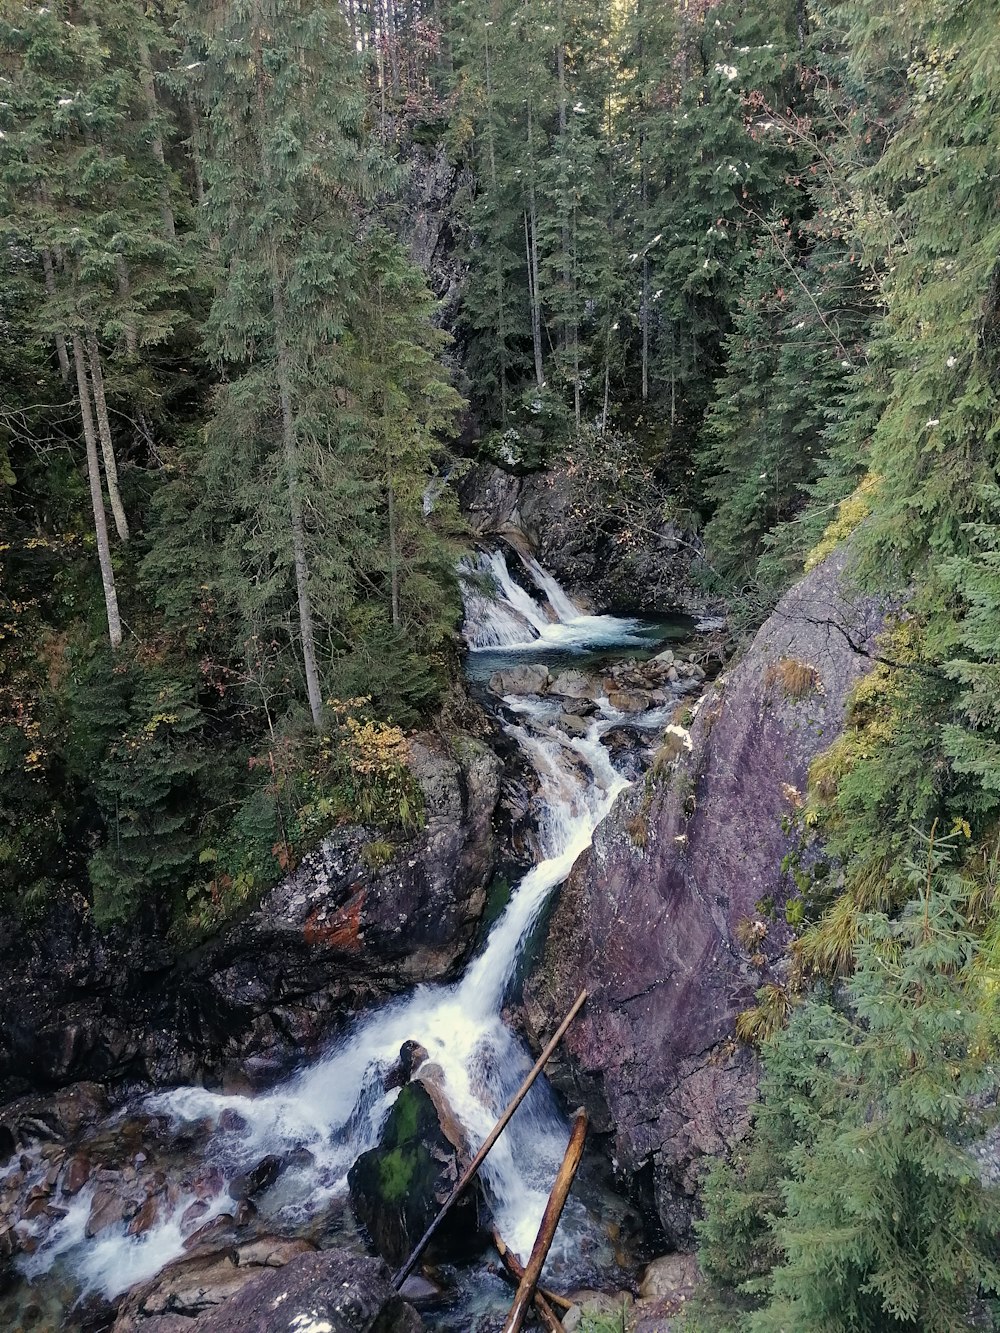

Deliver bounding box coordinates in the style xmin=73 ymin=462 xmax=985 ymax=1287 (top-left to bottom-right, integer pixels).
xmin=0 ymin=718 xmax=502 ymax=1102
xmin=639 ymin=1252 xmax=699 ymax=1302
xmin=548 ymin=670 xmax=597 ymax=700
xmin=607 ymin=689 xmax=650 ymax=715
xmin=179 ymin=1199 xmax=211 ymax=1236
xmin=558 ymin=713 xmax=592 ymax=739
xmin=348 ymin=1080 xmax=490 ymax=1268
xmin=523 ymin=546 xmax=889 ymax=1246
xmin=384 ymin=1040 xmax=430 ymax=1092
xmin=128 ymin=1194 xmax=163 ymax=1237
xmin=182 ymin=1214 xmax=245 ymax=1255
xmin=188 ymin=1248 xmax=423 ymax=1332
xmin=86 ymin=1177 xmax=132 ymax=1238
xmin=559 ymin=696 xmax=598 ymax=717
xmin=217 ymin=1109 xmax=248 ymax=1134
xmin=61 ymin=1153 xmax=91 ymax=1195
xmin=602 ymin=726 xmax=652 ymax=781
xmin=488 ymin=664 xmax=550 ymax=696
xmin=228 ymin=1155 xmax=282 ymax=1202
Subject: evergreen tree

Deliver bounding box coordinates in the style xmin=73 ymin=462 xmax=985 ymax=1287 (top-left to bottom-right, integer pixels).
xmin=701 ymin=844 xmax=1000 ymax=1333
xmin=192 ymin=0 xmax=385 ymax=730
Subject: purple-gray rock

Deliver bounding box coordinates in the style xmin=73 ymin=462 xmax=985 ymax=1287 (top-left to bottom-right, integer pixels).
xmin=522 ymin=546 xmax=887 ymax=1245
xmin=187 ymin=1249 xmax=423 ymax=1332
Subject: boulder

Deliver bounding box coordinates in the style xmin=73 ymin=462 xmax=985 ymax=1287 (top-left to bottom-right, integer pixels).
xmin=607 ymin=689 xmax=651 ymax=715
xmin=602 ymin=726 xmax=652 ymax=781
xmin=548 ymin=670 xmax=597 ymax=701
xmin=186 ymin=1249 xmax=423 ymax=1332
xmin=488 ymin=664 xmax=550 ymax=696
xmin=523 ymin=546 xmax=887 ymax=1245
xmin=348 ymin=1076 xmax=490 ymax=1268
xmin=112 ymin=1237 xmax=320 ymax=1331
xmin=559 ymin=713 xmax=592 ymax=739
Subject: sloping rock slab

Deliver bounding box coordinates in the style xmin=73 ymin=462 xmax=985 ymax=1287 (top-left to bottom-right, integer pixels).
xmin=187 ymin=1250 xmax=423 ymax=1332
xmin=522 ymin=546 xmax=887 ymax=1245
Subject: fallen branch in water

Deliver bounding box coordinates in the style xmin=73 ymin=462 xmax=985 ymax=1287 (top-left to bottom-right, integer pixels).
xmin=493 ymin=1228 xmax=569 ymax=1329
xmin=392 ymin=988 xmax=588 ymax=1289
xmin=500 ymin=1107 xmax=589 ymax=1333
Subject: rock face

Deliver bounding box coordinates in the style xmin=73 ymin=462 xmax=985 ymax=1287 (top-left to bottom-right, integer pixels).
xmin=522 ymin=547 xmax=886 ymax=1245
xmin=116 ymin=1247 xmax=423 ymax=1332
xmin=460 ymin=463 xmax=702 ymax=615
xmin=0 ymin=732 xmax=502 ymax=1102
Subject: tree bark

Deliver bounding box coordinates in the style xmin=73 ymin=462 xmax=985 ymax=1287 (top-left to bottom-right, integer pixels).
xmin=272 ymin=280 xmax=325 ymax=731
xmin=86 ymin=336 xmax=130 ymax=543
xmin=137 ymin=27 xmax=176 ymax=241
xmin=525 ymin=100 xmax=545 ymax=390
xmin=115 ymin=256 xmax=139 ymax=358
xmin=72 ymin=335 xmax=122 ymax=649
xmin=41 ymin=249 xmax=71 ymax=382
xmin=500 ymin=1109 xmax=589 ymax=1333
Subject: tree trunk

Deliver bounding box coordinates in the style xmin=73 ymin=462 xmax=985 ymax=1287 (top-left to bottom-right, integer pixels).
xmin=484 ymin=27 xmax=508 ymax=423
xmin=72 ymin=335 xmax=122 ymax=649
xmin=115 ymin=256 xmax=139 ymax=358
xmin=86 ymin=336 xmax=130 ymax=543
xmin=525 ymin=103 xmax=545 ymax=390
xmin=137 ymin=28 xmax=176 ymax=242
xmin=272 ymin=280 xmax=324 ymax=730
xmin=40 ymin=250 xmax=71 ymax=382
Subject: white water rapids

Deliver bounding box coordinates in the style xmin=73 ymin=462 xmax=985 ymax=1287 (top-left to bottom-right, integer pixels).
xmin=17 ymin=548 xmax=675 ymax=1308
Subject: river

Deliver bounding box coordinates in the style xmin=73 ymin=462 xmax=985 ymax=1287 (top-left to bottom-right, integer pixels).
xmin=5 ymin=545 xmax=701 ymax=1330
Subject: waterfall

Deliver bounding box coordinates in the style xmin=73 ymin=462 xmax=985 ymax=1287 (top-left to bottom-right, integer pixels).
xmin=460 ymin=546 xmax=648 ymax=652
xmin=18 ymin=551 xmax=670 ymax=1304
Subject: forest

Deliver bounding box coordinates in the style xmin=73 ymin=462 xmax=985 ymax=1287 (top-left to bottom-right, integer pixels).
xmin=2 ymin=0 xmax=1000 ymax=1329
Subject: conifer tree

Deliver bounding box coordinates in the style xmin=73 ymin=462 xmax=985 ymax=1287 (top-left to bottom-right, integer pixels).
xmin=193 ymin=0 xmax=384 ymax=730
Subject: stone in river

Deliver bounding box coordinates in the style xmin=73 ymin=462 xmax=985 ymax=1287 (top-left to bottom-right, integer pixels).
xmin=348 ymin=1080 xmax=490 ymax=1268
xmin=228 ymin=1154 xmax=282 ymax=1202
xmin=487 ymin=663 xmax=550 ymax=696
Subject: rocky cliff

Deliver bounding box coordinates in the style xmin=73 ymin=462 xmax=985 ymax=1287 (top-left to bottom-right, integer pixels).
xmin=0 ymin=732 xmax=502 ymax=1103
xmin=460 ymin=462 xmax=701 ymax=616
xmin=522 ymin=546 xmax=887 ymax=1246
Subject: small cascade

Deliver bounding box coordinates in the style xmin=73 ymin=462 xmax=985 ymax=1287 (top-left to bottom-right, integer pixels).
xmin=13 ymin=544 xmax=691 ymax=1315
xmin=461 ymin=545 xmax=648 ymax=653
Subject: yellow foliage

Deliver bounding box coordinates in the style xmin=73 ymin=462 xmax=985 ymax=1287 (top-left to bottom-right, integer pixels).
xmin=805 ymin=472 xmax=882 ymax=571
xmin=735 ymin=983 xmax=793 ymax=1045
xmin=765 ymin=657 xmax=822 ymax=700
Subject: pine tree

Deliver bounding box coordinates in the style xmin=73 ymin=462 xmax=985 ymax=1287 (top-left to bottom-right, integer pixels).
xmin=702 ymin=843 xmax=1000 ymax=1333
xmin=192 ymin=0 xmax=385 ymax=730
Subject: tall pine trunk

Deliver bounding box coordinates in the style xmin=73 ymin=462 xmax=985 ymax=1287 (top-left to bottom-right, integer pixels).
xmin=137 ymin=29 xmax=175 ymax=242
xmin=272 ymin=279 xmax=324 ymax=730
xmin=72 ymin=335 xmax=122 ymax=649
xmin=525 ymin=102 xmax=544 ymax=389
xmin=86 ymin=336 xmax=130 ymax=542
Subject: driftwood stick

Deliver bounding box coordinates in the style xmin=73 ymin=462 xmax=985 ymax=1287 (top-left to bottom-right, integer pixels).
xmin=392 ymin=989 xmax=588 ymax=1289
xmin=493 ymin=1229 xmax=574 ymax=1312
xmin=493 ymin=1241 xmax=564 ymax=1333
xmin=500 ymin=1108 xmax=589 ymax=1333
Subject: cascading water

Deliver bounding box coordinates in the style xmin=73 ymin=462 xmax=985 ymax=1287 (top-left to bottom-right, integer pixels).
xmin=460 ymin=546 xmax=650 ymax=653
xmin=12 ymin=547 xmax=691 ymax=1322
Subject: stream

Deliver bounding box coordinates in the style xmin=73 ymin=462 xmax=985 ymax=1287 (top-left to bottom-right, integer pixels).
xmin=2 ymin=546 xmax=704 ymax=1331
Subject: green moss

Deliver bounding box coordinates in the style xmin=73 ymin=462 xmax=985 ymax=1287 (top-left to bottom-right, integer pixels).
xmin=377 ymin=1146 xmax=417 ymax=1203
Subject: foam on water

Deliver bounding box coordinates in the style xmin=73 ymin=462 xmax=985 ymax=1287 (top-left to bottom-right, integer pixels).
xmin=461 ymin=547 xmax=649 ymax=653
xmin=18 ymin=552 xmax=669 ymax=1298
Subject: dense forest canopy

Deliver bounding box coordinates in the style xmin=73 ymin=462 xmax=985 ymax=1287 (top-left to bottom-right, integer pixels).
xmin=3 ymin=1 xmax=1000 ymax=1322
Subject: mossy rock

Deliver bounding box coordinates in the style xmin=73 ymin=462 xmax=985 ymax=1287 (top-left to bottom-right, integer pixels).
xmin=348 ymin=1081 xmax=491 ymax=1267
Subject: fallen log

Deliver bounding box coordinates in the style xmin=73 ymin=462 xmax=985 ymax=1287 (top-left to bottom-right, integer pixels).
xmin=492 ymin=1231 xmax=565 ymax=1330
xmin=500 ymin=1108 xmax=589 ymax=1333
xmin=392 ymin=988 xmax=588 ymax=1290
xmin=492 ymin=1230 xmax=573 ymax=1312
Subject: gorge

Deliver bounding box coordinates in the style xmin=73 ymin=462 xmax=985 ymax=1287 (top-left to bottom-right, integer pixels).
xmin=0 ymin=544 xmax=718 ymax=1330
